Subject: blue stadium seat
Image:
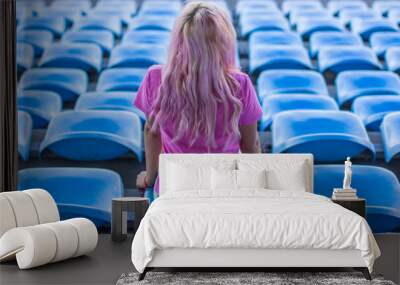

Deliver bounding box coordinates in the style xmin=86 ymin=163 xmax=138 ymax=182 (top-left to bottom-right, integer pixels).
xmin=314 ymin=165 xmax=400 ymax=233
xmin=38 ymin=7 xmax=82 ymax=28
xmin=388 ymin=9 xmax=400 ymax=27
xmin=351 ymin=19 xmax=398 ymax=40
xmin=138 ymin=7 xmax=180 ymax=18
xmin=18 ymin=167 xmax=124 ymax=227
xmin=18 ymin=16 xmax=66 ymax=38
xmin=40 ymin=110 xmax=143 ymax=161
xmin=240 ymin=15 xmax=290 ymax=39
xmin=257 ymin=70 xmax=328 ymax=97
xmin=122 ymin=30 xmax=171 ymax=46
xmin=16 ymin=6 xmax=33 ymax=26
xmin=75 ymin=92 xmax=145 ymax=122
xmin=19 ymin=68 xmax=88 ymax=102
xmin=380 ymin=112 xmax=400 ymax=163
xmin=16 ymin=0 xmax=44 ymax=16
xmin=289 ymin=10 xmax=330 ymax=28
xmin=385 ymin=47 xmax=400 ymax=73
xmin=16 ymin=43 xmax=34 ymax=74
xmin=17 ymin=30 xmax=53 ymax=57
xmin=39 ymin=43 xmax=103 ymax=74
xmin=336 ymin=71 xmax=400 ymax=107
xmin=75 ymin=17 xmax=123 ymax=38
xmin=140 ymin=0 xmax=181 ymax=13
xmin=282 ymin=0 xmax=323 ymax=17
xmin=249 ymin=46 xmax=312 ymax=76
xmin=272 ymin=110 xmax=375 ymax=162
xmin=328 ymin=0 xmax=368 ymax=16
xmin=370 ymin=32 xmax=400 ymax=59
xmin=296 ymin=18 xmax=344 ymax=40
xmin=18 ymin=111 xmax=33 ymax=161
xmin=260 ymin=95 xmax=338 ymax=130
xmin=17 ymin=90 xmax=62 ymax=129
xmin=50 ymin=0 xmax=91 ymax=14
xmin=317 ymin=46 xmax=381 ymax=75
xmin=89 ymin=8 xmax=132 ymax=26
xmin=339 ymin=9 xmax=381 ymax=28
xmin=249 ymin=31 xmax=303 ymax=49
xmin=129 ymin=16 xmax=176 ymax=31
xmin=96 ymin=0 xmax=137 ymax=14
xmin=309 ymin=32 xmax=363 ymax=58
xmin=352 ymin=95 xmax=400 ymax=131
xmin=109 ymin=44 xmax=167 ymax=68
xmin=373 ymin=0 xmax=400 ymax=17
xmin=96 ymin=68 xmax=147 ymax=92
xmin=237 ymin=1 xmax=279 ymax=17
xmin=62 ymin=30 xmax=115 ymax=56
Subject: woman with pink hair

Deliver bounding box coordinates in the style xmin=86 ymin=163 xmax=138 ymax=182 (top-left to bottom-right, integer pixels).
xmin=135 ymin=1 xmax=262 ymax=195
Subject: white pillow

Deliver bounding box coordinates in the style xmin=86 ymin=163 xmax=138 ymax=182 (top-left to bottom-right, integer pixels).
xmin=236 ymin=169 xmax=268 ymax=189
xmin=211 ymin=168 xmax=236 ymax=190
xmin=166 ymin=162 xmax=211 ymax=191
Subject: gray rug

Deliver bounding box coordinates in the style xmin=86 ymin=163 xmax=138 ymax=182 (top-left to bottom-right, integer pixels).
xmin=117 ymin=271 xmax=396 ymax=285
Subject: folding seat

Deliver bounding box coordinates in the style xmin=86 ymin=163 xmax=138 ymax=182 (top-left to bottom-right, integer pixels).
xmin=240 ymin=15 xmax=290 ymax=39
xmin=18 ymin=167 xmax=124 ymax=226
xmin=74 ymin=17 xmax=123 ymax=38
xmin=369 ymin=32 xmax=400 ymax=58
xmin=385 ymin=47 xmax=400 ymax=73
xmin=350 ymin=19 xmax=398 ymax=40
xmin=19 ymin=68 xmax=88 ymax=102
xmin=88 ymin=8 xmax=132 ymax=26
xmin=336 ymin=71 xmax=400 ymax=107
xmin=380 ymin=112 xmax=400 ymax=162
xmin=388 ymin=9 xmax=400 ymax=27
xmin=108 ymin=44 xmax=167 ymax=68
xmin=373 ymin=0 xmax=400 ymax=17
xmin=38 ymin=7 xmax=82 ymax=28
xmin=327 ymin=0 xmax=368 ymax=16
xmin=236 ymin=1 xmax=279 ymax=17
xmin=50 ymin=0 xmax=91 ymax=14
xmin=39 ymin=43 xmax=103 ymax=74
xmin=40 ymin=110 xmax=143 ymax=161
xmin=339 ymin=9 xmax=381 ymax=28
xmin=317 ymin=46 xmax=381 ymax=75
xmin=296 ymin=18 xmax=344 ymax=40
xmin=128 ymin=16 xmax=176 ymax=32
xmin=95 ymin=0 xmax=137 ymax=14
xmin=96 ymin=68 xmax=147 ymax=92
xmin=259 ymin=95 xmax=338 ymax=130
xmin=249 ymin=46 xmax=312 ymax=76
xmin=16 ymin=6 xmax=33 ymax=25
xmin=314 ymin=165 xmax=400 ymax=233
xmin=352 ymin=95 xmax=400 ymax=131
xmin=16 ymin=43 xmax=34 ymax=74
xmin=140 ymin=0 xmax=182 ymax=14
xmin=282 ymin=0 xmax=323 ymax=17
xmin=249 ymin=32 xmax=303 ymax=52
xmin=17 ymin=30 xmax=53 ymax=57
xmin=309 ymin=32 xmax=363 ymax=58
xmin=18 ymin=111 xmax=32 ymax=161
xmin=75 ymin=92 xmax=145 ymax=122
xmin=257 ymin=70 xmax=328 ymax=98
xmin=18 ymin=16 xmax=66 ymax=38
xmin=289 ymin=10 xmax=331 ymax=28
xmin=62 ymin=30 xmax=115 ymax=56
xmin=272 ymin=110 xmax=375 ymax=162
xmin=18 ymin=90 xmax=63 ymax=129
xmin=122 ymin=30 xmax=171 ymax=46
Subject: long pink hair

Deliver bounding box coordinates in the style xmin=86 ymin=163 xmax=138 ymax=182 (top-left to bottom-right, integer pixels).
xmin=150 ymin=1 xmax=242 ymax=150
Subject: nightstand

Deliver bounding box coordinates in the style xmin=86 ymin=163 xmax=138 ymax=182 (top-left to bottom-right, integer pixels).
xmin=332 ymin=198 xmax=366 ymax=218
xmin=111 ymin=197 xmax=149 ymax=242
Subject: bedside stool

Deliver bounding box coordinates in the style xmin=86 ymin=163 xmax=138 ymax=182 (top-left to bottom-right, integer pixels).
xmin=112 ymin=197 xmax=149 ymax=242
xmin=332 ymin=198 xmax=366 ymax=218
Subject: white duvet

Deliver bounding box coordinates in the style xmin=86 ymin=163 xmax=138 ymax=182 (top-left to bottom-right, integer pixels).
xmin=131 ymin=190 xmax=380 ymax=273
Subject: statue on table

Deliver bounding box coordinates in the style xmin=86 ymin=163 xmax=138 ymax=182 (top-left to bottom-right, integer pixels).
xmin=342 ymin=157 xmax=352 ymax=190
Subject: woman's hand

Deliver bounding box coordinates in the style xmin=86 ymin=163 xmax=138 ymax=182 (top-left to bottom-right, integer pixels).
xmin=136 ymin=171 xmax=149 ymax=190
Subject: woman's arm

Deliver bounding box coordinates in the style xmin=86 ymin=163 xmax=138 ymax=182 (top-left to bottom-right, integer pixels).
xmin=136 ymin=117 xmax=162 ymax=188
xmin=239 ymin=123 xmax=261 ymax=153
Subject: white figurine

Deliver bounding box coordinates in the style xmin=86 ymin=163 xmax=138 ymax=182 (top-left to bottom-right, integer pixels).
xmin=342 ymin=157 xmax=352 ymax=190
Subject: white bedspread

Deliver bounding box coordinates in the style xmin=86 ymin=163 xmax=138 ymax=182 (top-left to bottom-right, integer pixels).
xmin=131 ymin=190 xmax=380 ymax=273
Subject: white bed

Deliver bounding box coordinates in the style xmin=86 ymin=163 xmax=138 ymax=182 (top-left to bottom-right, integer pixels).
xmin=131 ymin=154 xmax=380 ymax=280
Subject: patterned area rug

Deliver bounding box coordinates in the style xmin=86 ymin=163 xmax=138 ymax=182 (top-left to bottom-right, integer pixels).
xmin=117 ymin=271 xmax=396 ymax=285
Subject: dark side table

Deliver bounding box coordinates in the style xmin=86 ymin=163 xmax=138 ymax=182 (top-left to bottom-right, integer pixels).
xmin=332 ymin=198 xmax=366 ymax=218
xmin=112 ymin=197 xmax=149 ymax=242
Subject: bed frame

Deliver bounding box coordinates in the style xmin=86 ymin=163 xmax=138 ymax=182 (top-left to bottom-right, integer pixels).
xmin=138 ymin=154 xmax=372 ymax=281
xmin=139 ymin=248 xmax=371 ymax=280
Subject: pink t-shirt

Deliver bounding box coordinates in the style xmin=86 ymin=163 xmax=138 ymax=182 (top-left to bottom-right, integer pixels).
xmin=134 ymin=65 xmax=262 ymax=191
